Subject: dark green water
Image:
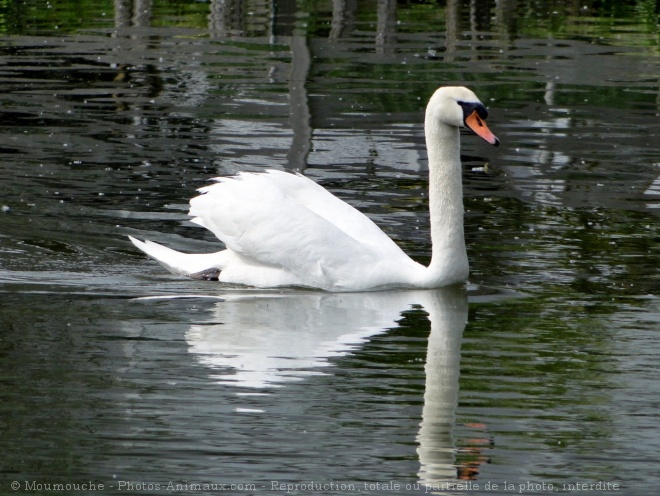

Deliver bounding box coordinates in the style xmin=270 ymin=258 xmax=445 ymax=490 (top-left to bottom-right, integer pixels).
xmin=1 ymin=1 xmax=659 ymax=495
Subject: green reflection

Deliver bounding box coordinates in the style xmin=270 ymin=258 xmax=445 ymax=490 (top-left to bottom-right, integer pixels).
xmin=0 ymin=0 xmax=657 ymax=44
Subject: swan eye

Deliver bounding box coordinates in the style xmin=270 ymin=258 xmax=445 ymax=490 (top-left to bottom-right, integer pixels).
xmin=457 ymin=101 xmax=488 ymax=120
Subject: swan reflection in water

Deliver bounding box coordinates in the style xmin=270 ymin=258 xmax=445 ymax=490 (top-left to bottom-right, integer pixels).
xmin=184 ymin=286 xmax=479 ymax=484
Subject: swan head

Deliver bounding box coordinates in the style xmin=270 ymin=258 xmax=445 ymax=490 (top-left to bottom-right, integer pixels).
xmin=427 ymin=86 xmax=499 ymax=146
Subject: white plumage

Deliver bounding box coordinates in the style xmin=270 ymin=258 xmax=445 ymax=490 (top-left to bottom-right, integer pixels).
xmin=129 ymin=86 xmax=499 ymax=292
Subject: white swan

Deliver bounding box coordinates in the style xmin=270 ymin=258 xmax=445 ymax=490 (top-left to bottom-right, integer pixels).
xmin=129 ymin=86 xmax=499 ymax=292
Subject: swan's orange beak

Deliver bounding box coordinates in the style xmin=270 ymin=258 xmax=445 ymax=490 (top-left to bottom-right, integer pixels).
xmin=465 ymin=110 xmax=499 ymax=146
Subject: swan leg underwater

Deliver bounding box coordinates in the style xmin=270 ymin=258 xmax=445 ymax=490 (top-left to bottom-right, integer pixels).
xmin=129 ymin=86 xmax=499 ymax=292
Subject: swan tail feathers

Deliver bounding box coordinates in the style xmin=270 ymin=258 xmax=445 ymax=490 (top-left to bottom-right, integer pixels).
xmin=128 ymin=236 xmax=224 ymax=281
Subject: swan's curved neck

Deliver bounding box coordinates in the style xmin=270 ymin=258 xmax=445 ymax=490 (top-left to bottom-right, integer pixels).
xmin=424 ymin=116 xmax=469 ymax=284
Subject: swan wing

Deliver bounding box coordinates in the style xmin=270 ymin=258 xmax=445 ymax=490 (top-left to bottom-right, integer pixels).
xmin=237 ymin=170 xmax=408 ymax=259
xmin=188 ymin=171 xmax=416 ymax=290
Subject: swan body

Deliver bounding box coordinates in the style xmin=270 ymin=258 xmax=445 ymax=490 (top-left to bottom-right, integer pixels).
xmin=129 ymin=86 xmax=499 ymax=292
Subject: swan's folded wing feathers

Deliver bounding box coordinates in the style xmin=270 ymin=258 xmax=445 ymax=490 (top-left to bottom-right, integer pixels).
xmin=188 ymin=172 xmax=385 ymax=289
xmin=261 ymin=170 xmax=408 ymax=260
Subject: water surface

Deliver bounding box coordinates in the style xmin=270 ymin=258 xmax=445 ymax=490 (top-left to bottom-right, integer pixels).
xmin=1 ymin=1 xmax=659 ymax=495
